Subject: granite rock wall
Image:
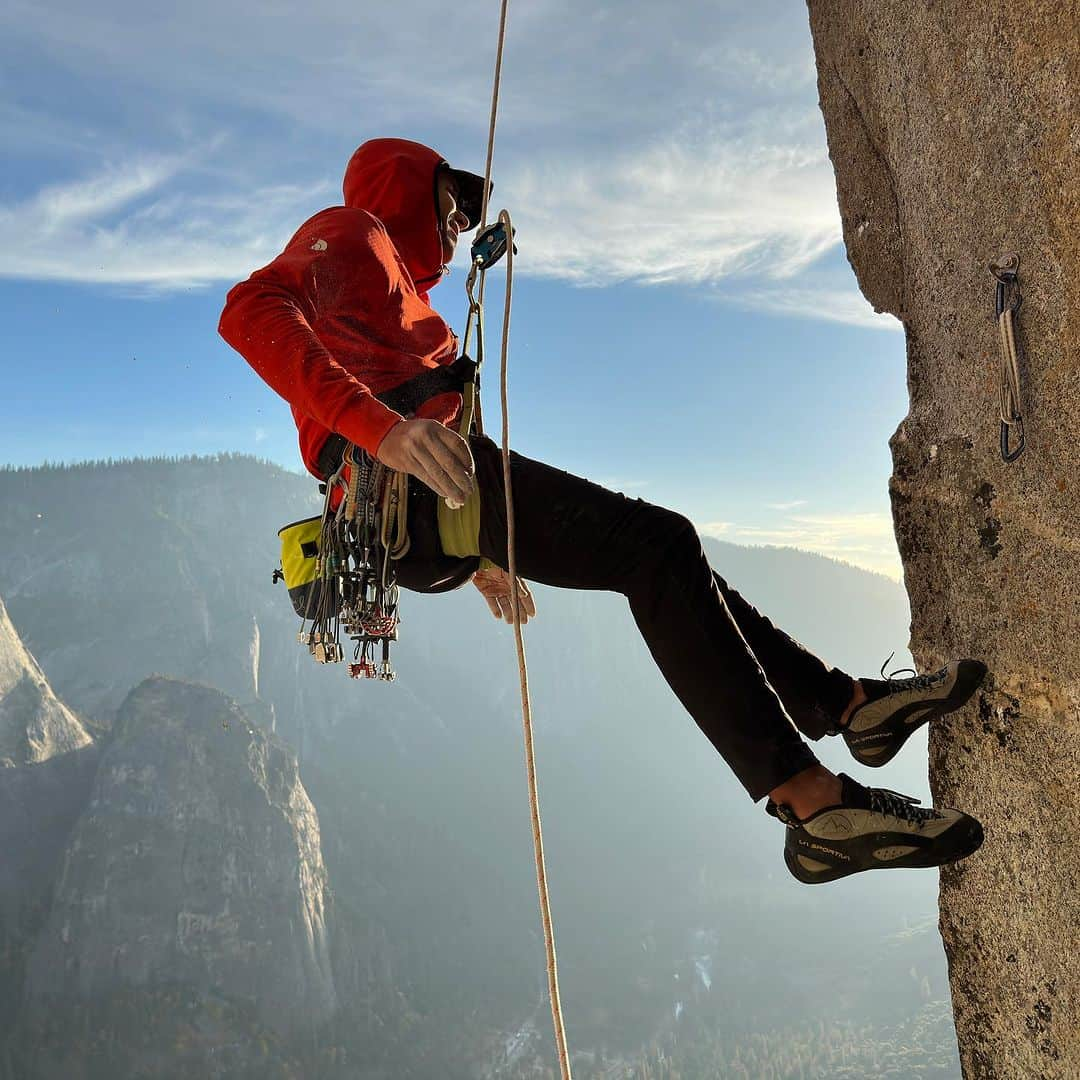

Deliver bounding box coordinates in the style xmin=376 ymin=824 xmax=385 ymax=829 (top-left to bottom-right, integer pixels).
xmin=805 ymin=3 xmax=1079 ymax=1076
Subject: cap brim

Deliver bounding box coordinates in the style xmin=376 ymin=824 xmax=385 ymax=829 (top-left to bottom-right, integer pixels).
xmin=445 ymin=168 xmax=491 ymax=231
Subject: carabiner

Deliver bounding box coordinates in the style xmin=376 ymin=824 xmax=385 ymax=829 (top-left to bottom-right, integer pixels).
xmin=1000 ymin=416 xmax=1026 ymax=463
xmin=990 ymin=253 xmax=1022 ymax=317
xmin=995 ymin=276 xmax=1023 ymax=319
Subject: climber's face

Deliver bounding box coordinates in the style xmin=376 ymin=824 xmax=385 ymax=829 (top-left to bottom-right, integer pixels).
xmin=436 ymin=170 xmax=470 ymax=265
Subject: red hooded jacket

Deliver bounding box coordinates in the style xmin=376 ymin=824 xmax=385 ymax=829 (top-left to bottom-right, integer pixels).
xmin=219 ymin=139 xmax=468 ymax=475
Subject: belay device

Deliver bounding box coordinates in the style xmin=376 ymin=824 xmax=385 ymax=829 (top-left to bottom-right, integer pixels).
xmin=274 ymin=221 xmax=515 ymax=681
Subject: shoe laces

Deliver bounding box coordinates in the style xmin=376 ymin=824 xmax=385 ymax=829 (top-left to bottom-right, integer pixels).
xmin=867 ymin=785 xmax=941 ymax=824
xmin=878 ymin=651 xmax=949 ymax=694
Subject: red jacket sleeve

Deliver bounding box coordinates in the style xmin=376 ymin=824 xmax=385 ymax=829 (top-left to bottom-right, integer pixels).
xmin=218 ymin=207 xmax=404 ymax=455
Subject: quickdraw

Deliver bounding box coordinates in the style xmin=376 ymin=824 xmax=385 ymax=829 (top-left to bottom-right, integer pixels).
xmin=989 ymin=252 xmax=1026 ymax=463
xmin=457 ymin=221 xmax=515 ymax=439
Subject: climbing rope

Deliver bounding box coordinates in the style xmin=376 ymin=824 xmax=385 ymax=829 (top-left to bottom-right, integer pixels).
xmin=496 ymin=211 xmax=572 ymax=1079
xmin=478 ymin=0 xmax=508 ymax=239
xmin=474 ymin=2 xmax=573 ymax=1076
xmin=989 ymin=252 xmax=1026 ymax=462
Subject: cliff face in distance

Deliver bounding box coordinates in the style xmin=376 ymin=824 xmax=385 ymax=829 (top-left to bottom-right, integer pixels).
xmin=0 ymin=594 xmax=91 ymax=766
xmin=0 ymin=572 xmax=368 ymax=1078
xmin=17 ymin=676 xmax=337 ymax=1078
xmin=805 ymin=3 xmax=1079 ymax=1077
xmin=0 ymin=597 xmax=99 ymax=1057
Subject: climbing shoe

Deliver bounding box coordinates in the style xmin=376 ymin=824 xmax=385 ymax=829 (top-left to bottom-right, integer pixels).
xmin=766 ymin=772 xmax=984 ymax=885
xmin=838 ymin=658 xmax=988 ymax=768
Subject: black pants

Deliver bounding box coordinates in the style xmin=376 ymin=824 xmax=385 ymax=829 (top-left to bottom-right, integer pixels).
xmin=396 ymin=435 xmax=854 ymax=802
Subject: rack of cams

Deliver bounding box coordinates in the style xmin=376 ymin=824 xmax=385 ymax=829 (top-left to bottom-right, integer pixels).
xmin=278 ymin=446 xmax=402 ymax=681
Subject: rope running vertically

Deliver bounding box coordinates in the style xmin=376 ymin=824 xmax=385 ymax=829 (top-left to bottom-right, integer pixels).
xmin=476 ymin=3 xmax=573 ymax=1076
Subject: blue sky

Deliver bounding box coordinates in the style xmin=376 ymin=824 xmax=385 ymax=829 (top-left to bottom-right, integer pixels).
xmin=0 ymin=0 xmax=908 ymax=577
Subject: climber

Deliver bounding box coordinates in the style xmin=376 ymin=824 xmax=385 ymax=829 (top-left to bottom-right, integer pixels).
xmin=219 ymin=137 xmax=987 ymax=885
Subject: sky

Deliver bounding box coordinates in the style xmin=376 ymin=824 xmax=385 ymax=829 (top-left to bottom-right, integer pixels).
xmin=0 ymin=0 xmax=910 ymax=579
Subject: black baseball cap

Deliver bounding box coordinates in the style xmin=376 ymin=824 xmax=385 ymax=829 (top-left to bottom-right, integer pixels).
xmin=438 ymin=162 xmax=491 ymax=231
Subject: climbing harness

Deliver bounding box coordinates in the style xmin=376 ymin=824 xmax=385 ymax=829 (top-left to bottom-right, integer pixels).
xmin=989 ymin=252 xmax=1026 ymax=462
xmin=274 ymin=358 xmax=478 ymax=680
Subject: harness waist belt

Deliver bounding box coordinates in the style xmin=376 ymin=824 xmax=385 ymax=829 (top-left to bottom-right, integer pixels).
xmin=316 ymin=355 xmax=477 ymax=478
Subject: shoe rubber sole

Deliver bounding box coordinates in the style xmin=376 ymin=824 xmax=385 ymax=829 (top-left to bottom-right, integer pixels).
xmin=783 ymin=815 xmax=985 ymax=885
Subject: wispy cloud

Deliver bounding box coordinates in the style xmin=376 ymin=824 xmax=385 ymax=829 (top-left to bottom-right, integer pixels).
xmin=699 ymin=510 xmax=902 ymax=579
xmin=692 ymin=43 xmax=818 ymax=94
xmin=0 ymin=121 xmax=859 ymax=312
xmin=0 ymin=0 xmax=892 ymax=329
xmin=501 ymin=123 xmax=841 ymax=289
xmin=0 ymin=149 xmax=333 ymax=288
xmin=33 ymin=160 xmax=178 ymax=228
xmin=727 ymin=285 xmax=901 ymax=331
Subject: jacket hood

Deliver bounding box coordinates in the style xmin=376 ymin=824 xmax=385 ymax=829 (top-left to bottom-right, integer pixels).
xmin=343 ymin=138 xmax=487 ymax=292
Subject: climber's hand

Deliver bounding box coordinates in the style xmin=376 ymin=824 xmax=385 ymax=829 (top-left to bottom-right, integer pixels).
xmin=376 ymin=419 xmax=475 ymax=507
xmin=472 ymin=567 xmax=536 ymax=626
